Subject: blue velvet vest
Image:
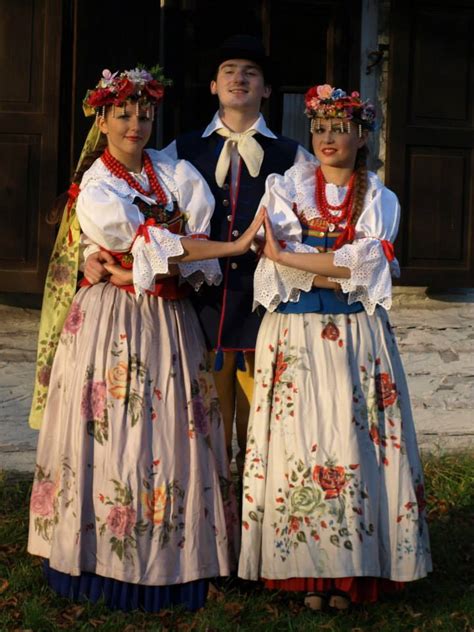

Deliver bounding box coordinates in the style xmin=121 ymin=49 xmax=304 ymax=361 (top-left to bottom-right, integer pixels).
xmin=276 ymin=224 xmax=363 ymax=314
xmin=176 ymin=130 xmax=298 ymax=351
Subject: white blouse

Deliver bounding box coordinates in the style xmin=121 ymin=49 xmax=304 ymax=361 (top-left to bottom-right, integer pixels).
xmin=76 ymin=149 xmax=222 ymax=297
xmin=254 ymin=162 xmax=401 ymax=314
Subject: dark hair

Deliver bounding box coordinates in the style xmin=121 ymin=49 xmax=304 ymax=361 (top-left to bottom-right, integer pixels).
xmin=46 ymin=133 xmax=107 ymax=225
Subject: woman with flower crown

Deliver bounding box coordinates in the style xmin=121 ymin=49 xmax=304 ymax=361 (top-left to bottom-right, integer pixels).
xmin=238 ymin=84 xmax=432 ymax=609
xmin=27 ymin=66 xmax=263 ymax=612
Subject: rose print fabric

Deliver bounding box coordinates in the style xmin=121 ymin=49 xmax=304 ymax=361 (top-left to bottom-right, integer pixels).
xmin=238 ymin=308 xmax=432 ymax=583
xmin=28 ymin=283 xmax=239 ymax=585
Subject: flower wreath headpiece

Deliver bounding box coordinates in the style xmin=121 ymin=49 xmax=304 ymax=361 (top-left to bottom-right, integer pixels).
xmin=304 ymin=84 xmax=376 ymax=130
xmin=83 ymin=64 xmax=172 ymax=117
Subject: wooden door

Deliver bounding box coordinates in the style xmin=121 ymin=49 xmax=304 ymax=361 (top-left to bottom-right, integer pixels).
xmin=387 ymin=0 xmax=474 ymax=286
xmin=0 ymin=0 xmax=62 ymax=293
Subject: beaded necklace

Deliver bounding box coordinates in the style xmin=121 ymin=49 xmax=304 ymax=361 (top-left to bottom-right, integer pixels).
xmin=101 ymin=148 xmax=168 ymax=206
xmin=315 ymin=166 xmax=355 ymax=232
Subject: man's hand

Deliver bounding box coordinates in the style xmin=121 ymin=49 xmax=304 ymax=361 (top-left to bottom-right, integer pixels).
xmin=84 ymin=251 xmax=116 ymax=284
xmin=102 ymin=263 xmax=133 ymax=286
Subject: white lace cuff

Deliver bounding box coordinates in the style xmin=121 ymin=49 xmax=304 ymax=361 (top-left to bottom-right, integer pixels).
xmin=131 ymin=226 xmax=184 ymax=297
xmin=253 ymin=242 xmax=317 ymax=312
xmin=329 ymin=238 xmax=395 ymax=314
xmin=178 ymin=258 xmax=222 ymax=291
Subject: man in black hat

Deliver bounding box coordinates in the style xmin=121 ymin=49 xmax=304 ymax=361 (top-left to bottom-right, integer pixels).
xmin=164 ymin=34 xmax=315 ymax=477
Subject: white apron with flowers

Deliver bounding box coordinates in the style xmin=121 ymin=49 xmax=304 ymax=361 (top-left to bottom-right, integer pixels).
xmin=238 ymin=163 xmax=432 ymax=583
xmin=28 ymin=150 xmax=239 ymax=586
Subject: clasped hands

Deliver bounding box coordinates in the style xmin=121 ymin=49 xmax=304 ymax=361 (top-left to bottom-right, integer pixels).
xmin=83 ymin=207 xmax=278 ymax=286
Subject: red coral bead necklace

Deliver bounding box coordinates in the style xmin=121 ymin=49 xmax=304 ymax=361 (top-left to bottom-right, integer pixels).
xmin=101 ymin=148 xmax=168 ymax=206
xmin=315 ymin=166 xmax=355 ymax=231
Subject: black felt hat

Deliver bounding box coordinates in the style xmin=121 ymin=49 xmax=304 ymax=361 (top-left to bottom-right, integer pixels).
xmin=214 ymin=34 xmax=272 ymax=83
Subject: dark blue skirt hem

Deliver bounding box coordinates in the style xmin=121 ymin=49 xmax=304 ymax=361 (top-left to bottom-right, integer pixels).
xmin=43 ymin=561 xmax=209 ymax=612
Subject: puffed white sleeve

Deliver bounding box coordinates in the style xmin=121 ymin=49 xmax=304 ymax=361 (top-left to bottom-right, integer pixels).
xmin=76 ymin=183 xmax=185 ymax=297
xmin=328 ymin=185 xmax=401 ymax=314
xmin=172 ymin=158 xmax=223 ymax=290
xmin=253 ymin=167 xmax=318 ymax=312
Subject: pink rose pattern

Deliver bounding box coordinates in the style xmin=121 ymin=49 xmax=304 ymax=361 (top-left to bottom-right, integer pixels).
xmin=106 ymin=505 xmax=137 ymax=538
xmin=95 ymin=477 xmax=188 ymax=560
xmin=31 ymin=460 xmax=75 ymax=542
xmin=30 ymin=480 xmax=55 ymax=517
xmin=81 ymin=380 xmax=107 ymax=421
xmin=63 ymin=302 xmax=84 ymax=335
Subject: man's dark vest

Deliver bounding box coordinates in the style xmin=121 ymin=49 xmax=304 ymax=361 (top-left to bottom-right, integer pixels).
xmin=176 ymin=129 xmax=298 ymax=351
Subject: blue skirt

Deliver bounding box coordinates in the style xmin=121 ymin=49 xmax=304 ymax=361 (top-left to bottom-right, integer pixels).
xmin=44 ymin=561 xmax=209 ymax=612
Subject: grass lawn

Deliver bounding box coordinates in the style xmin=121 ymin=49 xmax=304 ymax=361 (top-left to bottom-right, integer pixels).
xmin=1 ymin=451 xmax=473 ymax=631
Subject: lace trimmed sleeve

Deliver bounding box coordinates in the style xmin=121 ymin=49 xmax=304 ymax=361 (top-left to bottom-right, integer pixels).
xmin=328 ymin=185 xmax=401 ymax=314
xmin=171 ymin=158 xmax=222 ymax=290
xmin=76 ymin=173 xmax=185 ymax=298
xmin=253 ymin=165 xmax=319 ymax=311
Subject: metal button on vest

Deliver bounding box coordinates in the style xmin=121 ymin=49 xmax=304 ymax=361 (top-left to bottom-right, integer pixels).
xmin=227 ymin=214 xmax=232 ymax=222
xmin=222 ymin=199 xmax=230 ymax=207
xmin=232 ymin=229 xmax=239 ymax=237
xmin=231 ymin=262 xmax=238 ymax=270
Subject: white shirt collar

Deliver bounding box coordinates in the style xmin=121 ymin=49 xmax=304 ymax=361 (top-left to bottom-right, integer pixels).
xmin=202 ymin=111 xmax=277 ymax=139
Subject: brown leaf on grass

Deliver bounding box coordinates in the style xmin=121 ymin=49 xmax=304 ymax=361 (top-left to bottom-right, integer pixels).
xmin=0 ymin=596 xmax=19 ymax=608
xmin=264 ymin=603 xmax=280 ymax=619
xmin=157 ymin=609 xmax=174 ymax=618
xmin=223 ymin=600 xmax=244 ymax=618
xmin=176 ymin=623 xmax=199 ymax=632
xmin=287 ymin=598 xmax=304 ymax=614
xmin=30 ymin=557 xmax=43 ymax=566
xmin=0 ymin=543 xmax=23 ymax=561
xmin=89 ymin=617 xmax=108 ymax=628
xmin=207 ymin=582 xmax=225 ymax=601
xmin=0 ymin=578 xmax=9 ymax=594
xmin=56 ymin=604 xmax=86 ymax=626
xmin=405 ymin=605 xmax=422 ymax=618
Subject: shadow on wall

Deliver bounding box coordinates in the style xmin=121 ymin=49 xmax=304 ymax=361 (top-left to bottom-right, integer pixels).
xmin=0 ymin=293 xmax=43 ymax=310
xmin=425 ymin=288 xmax=474 ymax=303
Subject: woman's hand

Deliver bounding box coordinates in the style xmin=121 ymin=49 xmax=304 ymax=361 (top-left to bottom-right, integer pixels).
xmin=233 ymin=206 xmax=265 ymax=255
xmin=262 ymin=212 xmax=283 ymax=263
xmin=103 ymin=263 xmax=133 ymax=286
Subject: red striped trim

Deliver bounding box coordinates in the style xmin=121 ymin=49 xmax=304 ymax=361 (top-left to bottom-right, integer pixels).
xmin=187 ymin=233 xmax=209 ymax=240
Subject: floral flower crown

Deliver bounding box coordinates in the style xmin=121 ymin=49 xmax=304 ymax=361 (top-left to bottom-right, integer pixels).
xmin=83 ymin=64 xmax=172 ymax=117
xmin=304 ymin=84 xmax=376 ymax=130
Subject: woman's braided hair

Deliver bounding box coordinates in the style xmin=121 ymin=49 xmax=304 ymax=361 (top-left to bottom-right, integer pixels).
xmin=348 ymin=144 xmax=369 ymax=232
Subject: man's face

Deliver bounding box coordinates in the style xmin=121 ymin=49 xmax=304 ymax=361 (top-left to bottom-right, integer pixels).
xmin=210 ymin=59 xmax=271 ymax=113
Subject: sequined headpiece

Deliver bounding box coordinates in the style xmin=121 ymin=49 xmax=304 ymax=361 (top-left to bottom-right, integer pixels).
xmin=83 ymin=65 xmax=172 ymax=117
xmin=304 ymin=84 xmax=376 ymax=130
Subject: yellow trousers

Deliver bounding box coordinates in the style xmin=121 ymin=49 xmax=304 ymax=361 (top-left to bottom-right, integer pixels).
xmin=210 ymin=351 xmax=254 ymax=477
